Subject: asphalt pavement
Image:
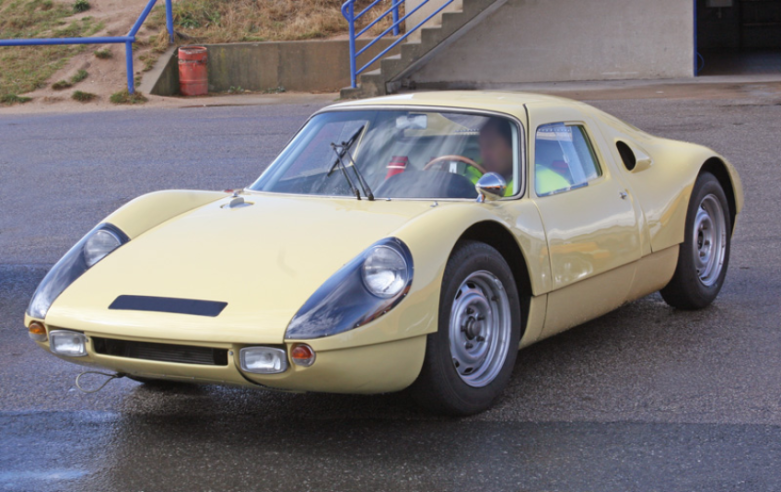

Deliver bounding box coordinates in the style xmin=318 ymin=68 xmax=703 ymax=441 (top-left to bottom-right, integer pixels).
xmin=1 ymin=93 xmax=780 ymax=492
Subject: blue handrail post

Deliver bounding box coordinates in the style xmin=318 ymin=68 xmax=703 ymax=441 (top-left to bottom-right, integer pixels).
xmin=125 ymin=41 xmax=135 ymax=94
xmin=347 ymin=2 xmax=357 ymax=88
xmin=392 ymin=1 xmax=400 ymax=36
xmin=165 ymin=0 xmax=175 ymax=44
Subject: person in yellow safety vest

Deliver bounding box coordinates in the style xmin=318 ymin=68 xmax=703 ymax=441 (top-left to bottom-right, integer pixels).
xmin=466 ymin=117 xmax=570 ymax=196
xmin=472 ymin=117 xmax=515 ymax=196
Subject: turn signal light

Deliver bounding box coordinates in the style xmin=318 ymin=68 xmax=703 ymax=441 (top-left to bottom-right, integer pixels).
xmin=28 ymin=321 xmax=47 ymax=342
xmin=290 ymin=344 xmax=316 ymax=367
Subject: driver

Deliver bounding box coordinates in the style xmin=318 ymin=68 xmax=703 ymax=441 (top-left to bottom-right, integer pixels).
xmin=478 ymin=117 xmax=514 ymax=183
xmin=469 ymin=117 xmax=515 ymax=196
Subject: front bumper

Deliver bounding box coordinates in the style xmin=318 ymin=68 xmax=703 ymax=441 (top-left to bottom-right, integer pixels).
xmin=29 ymin=321 xmax=427 ymax=394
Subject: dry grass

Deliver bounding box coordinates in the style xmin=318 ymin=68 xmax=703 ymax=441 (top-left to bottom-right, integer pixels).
xmin=0 ymin=0 xmax=103 ymax=101
xmin=146 ymin=0 xmax=404 ymax=50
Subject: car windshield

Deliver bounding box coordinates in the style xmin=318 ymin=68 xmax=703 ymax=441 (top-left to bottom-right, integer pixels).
xmin=249 ymin=109 xmax=521 ymax=199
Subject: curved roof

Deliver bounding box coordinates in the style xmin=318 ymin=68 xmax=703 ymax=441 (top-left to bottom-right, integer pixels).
xmin=328 ymin=91 xmax=582 ymax=118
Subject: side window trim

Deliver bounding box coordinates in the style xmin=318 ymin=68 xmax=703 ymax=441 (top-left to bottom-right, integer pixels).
xmin=494 ymin=115 xmax=526 ymax=200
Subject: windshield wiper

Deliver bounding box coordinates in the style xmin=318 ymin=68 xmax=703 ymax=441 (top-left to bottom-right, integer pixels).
xmin=327 ymin=125 xmax=374 ymax=201
xmin=327 ymin=125 xmax=363 ymax=177
xmin=329 ymin=142 xmax=360 ymax=199
xmin=342 ymin=146 xmax=374 ymax=201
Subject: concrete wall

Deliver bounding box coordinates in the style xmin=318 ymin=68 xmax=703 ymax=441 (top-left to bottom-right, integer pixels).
xmin=148 ymin=38 xmax=399 ymax=96
xmin=407 ymin=0 xmax=694 ymax=86
xmin=405 ymin=0 xmax=463 ymax=42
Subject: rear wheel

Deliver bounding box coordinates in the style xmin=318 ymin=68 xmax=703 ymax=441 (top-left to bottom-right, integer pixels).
xmin=661 ymin=172 xmax=732 ymax=309
xmin=409 ymin=241 xmax=521 ymax=415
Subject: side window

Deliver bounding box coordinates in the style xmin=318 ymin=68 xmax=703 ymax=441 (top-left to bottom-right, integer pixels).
xmin=535 ymin=123 xmax=602 ymax=196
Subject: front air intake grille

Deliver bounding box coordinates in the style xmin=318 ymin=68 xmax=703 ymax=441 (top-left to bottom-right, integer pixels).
xmin=92 ymin=337 xmax=228 ymax=366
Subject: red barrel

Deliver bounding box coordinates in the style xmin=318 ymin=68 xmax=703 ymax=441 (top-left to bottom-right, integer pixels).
xmin=178 ymin=46 xmax=208 ymax=96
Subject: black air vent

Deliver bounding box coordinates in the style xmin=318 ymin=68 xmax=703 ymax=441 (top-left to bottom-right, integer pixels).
xmin=93 ymin=337 xmax=228 ymax=366
xmin=616 ymin=141 xmax=636 ymax=171
xmin=109 ymin=295 xmax=227 ymax=317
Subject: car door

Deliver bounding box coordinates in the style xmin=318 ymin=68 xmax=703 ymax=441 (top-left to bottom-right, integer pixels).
xmin=526 ymin=105 xmax=644 ymax=337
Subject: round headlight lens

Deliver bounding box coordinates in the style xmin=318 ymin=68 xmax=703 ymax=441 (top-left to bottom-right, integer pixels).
xmin=362 ymin=245 xmax=408 ymax=298
xmin=83 ymin=229 xmax=122 ymax=267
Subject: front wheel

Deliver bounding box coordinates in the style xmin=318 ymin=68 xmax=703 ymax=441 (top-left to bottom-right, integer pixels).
xmin=661 ymin=172 xmax=732 ymax=309
xmin=409 ymin=241 xmax=521 ymax=415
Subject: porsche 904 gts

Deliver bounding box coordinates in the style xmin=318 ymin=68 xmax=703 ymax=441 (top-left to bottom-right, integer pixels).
xmin=25 ymin=92 xmax=743 ymax=415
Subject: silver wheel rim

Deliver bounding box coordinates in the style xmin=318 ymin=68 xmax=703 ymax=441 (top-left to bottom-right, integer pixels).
xmin=693 ymin=194 xmax=727 ymax=287
xmin=449 ymin=270 xmax=512 ymax=388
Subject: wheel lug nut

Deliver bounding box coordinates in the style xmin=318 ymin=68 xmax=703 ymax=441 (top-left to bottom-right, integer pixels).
xmin=465 ymin=342 xmax=473 ymax=349
xmin=476 ymin=336 xmax=485 ymax=342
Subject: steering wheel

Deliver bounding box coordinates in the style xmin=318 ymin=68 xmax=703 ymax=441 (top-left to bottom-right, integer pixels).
xmin=423 ymin=155 xmax=488 ymax=175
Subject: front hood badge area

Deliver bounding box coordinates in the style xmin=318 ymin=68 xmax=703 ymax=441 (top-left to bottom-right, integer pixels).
xmin=222 ymin=191 xmax=253 ymax=209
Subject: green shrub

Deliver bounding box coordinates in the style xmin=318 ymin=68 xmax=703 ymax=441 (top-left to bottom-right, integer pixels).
xmin=73 ymin=0 xmax=90 ymax=13
xmin=51 ymin=80 xmax=73 ymax=90
xmin=70 ymin=69 xmax=88 ymax=84
xmin=1 ymin=94 xmax=32 ymax=105
xmin=110 ymin=89 xmax=148 ymax=104
xmin=94 ymin=48 xmax=112 ymax=59
xmin=72 ymin=90 xmax=97 ymax=102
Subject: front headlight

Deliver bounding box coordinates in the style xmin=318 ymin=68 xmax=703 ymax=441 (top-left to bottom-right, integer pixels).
xmin=285 ymin=238 xmax=413 ymax=340
xmin=27 ymin=224 xmax=129 ymax=320
xmin=362 ymin=245 xmax=408 ymax=298
xmin=49 ymin=330 xmax=88 ymax=357
xmin=83 ymin=229 xmax=123 ymax=267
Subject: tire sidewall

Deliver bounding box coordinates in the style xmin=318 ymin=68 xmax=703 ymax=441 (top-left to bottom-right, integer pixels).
xmin=677 ymin=173 xmax=732 ymax=305
xmin=427 ymin=242 xmax=521 ymax=414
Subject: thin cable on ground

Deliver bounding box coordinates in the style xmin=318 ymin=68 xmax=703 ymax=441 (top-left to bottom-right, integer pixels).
xmin=75 ymin=371 xmax=125 ymax=393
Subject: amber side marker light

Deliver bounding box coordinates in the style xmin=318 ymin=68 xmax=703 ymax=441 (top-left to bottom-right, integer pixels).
xmin=28 ymin=321 xmax=47 ymax=342
xmin=290 ymin=344 xmax=316 ymax=367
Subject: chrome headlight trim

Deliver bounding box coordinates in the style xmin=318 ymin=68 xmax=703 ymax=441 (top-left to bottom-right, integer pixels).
xmin=26 ymin=223 xmax=129 ymax=320
xmin=285 ymin=237 xmax=413 ymax=340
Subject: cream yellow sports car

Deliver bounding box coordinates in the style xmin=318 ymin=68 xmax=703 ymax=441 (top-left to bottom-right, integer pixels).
xmin=25 ymin=92 xmax=743 ymax=415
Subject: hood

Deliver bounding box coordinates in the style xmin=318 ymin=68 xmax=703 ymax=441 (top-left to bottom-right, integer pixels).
xmin=46 ymin=193 xmax=435 ymax=344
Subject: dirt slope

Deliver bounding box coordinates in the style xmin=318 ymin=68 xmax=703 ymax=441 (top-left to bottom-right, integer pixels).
xmin=2 ymin=0 xmax=164 ymax=109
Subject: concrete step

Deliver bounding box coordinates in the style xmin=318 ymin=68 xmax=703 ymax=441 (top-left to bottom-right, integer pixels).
xmin=380 ymin=54 xmax=407 ymax=78
xmin=341 ymin=0 xmax=507 ymax=99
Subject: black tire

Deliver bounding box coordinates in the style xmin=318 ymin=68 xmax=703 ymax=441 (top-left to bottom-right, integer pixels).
xmin=660 ymin=172 xmax=732 ymax=310
xmin=409 ymin=240 xmax=521 ymax=416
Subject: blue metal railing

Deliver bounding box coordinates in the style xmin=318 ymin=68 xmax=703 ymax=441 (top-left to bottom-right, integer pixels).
xmin=342 ymin=0 xmax=455 ymax=88
xmin=0 ymin=0 xmax=174 ymax=94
